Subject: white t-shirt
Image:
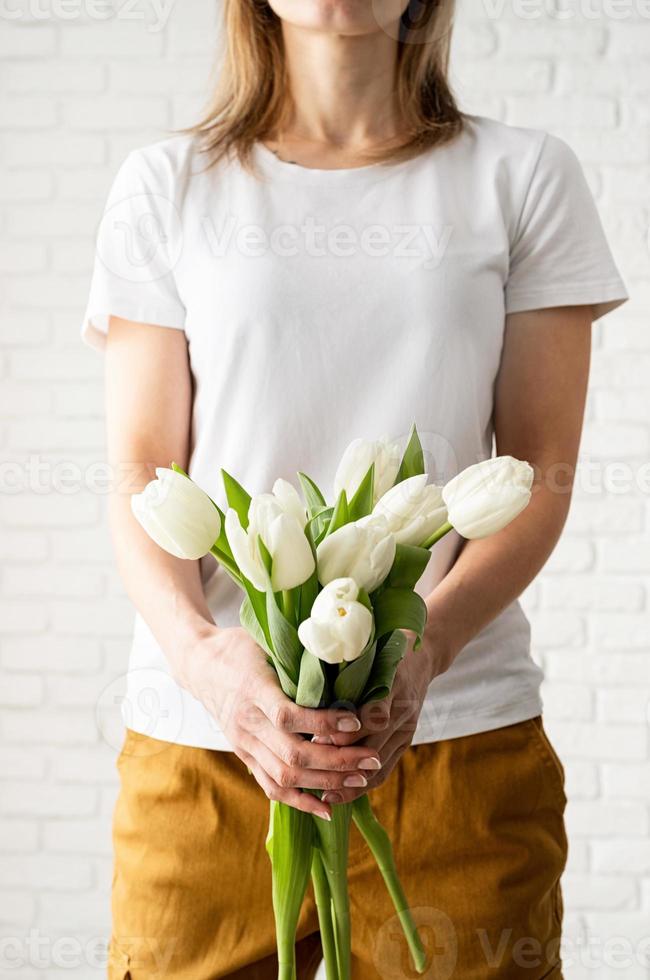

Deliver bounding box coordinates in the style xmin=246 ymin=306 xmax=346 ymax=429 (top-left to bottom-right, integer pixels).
xmin=83 ymin=115 xmax=627 ymax=750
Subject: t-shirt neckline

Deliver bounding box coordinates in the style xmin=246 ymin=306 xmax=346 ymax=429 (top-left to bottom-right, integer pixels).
xmin=253 ymin=141 xmax=423 ymax=187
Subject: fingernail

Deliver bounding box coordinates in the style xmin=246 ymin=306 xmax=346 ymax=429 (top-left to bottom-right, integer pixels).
xmin=343 ymin=774 xmax=367 ymax=788
xmin=312 ymin=734 xmax=333 ymax=744
xmin=322 ymin=792 xmax=343 ymax=804
xmin=359 ymin=757 xmax=382 ymax=770
xmin=337 ymin=716 xmax=361 ymax=733
xmin=317 ymin=810 xmax=332 ymax=822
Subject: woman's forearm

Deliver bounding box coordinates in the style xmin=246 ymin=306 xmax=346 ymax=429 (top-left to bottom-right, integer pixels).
xmin=109 ymin=490 xmax=217 ymax=688
xmin=423 ymin=485 xmax=571 ymax=673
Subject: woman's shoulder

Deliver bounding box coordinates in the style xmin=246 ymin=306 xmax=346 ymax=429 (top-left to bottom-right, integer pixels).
xmin=113 ymin=133 xmax=209 ymax=200
xmin=458 ymin=113 xmax=578 ymax=176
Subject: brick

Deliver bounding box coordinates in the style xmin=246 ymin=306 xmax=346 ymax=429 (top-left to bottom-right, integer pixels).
xmin=0 ymin=747 xmax=45 ymax=780
xmin=49 ymin=745 xmax=117 ymax=783
xmin=0 ymin=25 xmax=57 ymax=58
xmin=3 ymin=133 xmax=106 ymax=167
xmin=608 ymin=21 xmax=650 ymax=56
xmin=590 ymin=653 xmax=650 ymax=686
xmin=497 ymin=23 xmax=606 ymax=57
xmin=599 ymin=539 xmax=650 ymax=572
xmin=0 ymin=601 xmax=49 ymax=634
xmin=0 ymin=531 xmax=48 ymax=562
xmin=0 ymin=494 xmax=100 ymax=528
xmin=0 ymin=97 xmax=57 ymax=129
xmin=6 ymin=61 xmax=106 ymax=94
xmin=540 ymin=682 xmax=592 ymax=720
xmin=54 ymin=382 xmax=104 ymax=417
xmin=10 ymin=347 xmax=102 ymax=381
xmin=43 ymin=815 xmax=112 ymax=855
xmin=563 ymin=760 xmax=600 ymax=799
xmin=0 ymin=168 xmax=54 ymax=202
xmin=550 ymin=722 xmax=647 ymax=760
xmin=0 ymin=242 xmax=48 ymax=274
xmin=0 ymin=819 xmax=38 ymax=852
xmin=544 ymin=538 xmax=595 ymax=573
xmin=51 ymin=598 xmax=133 ymax=637
xmin=51 ymin=526 xmax=113 ymax=562
xmin=0 ymin=889 xmax=35 ymax=926
xmin=65 ymin=96 xmax=168 ymax=131
xmin=591 ymin=613 xmax=650 ymax=650
xmin=565 ymin=499 xmax=644 ymax=534
xmin=593 ymin=840 xmax=650 ymax=873
xmin=2 ymin=710 xmax=98 ymax=745
xmin=0 ymin=782 xmax=97 ymax=818
xmin=1 ymin=311 xmax=50 ymax=346
xmin=566 ymin=801 xmax=648 ymax=837
xmin=7 ymin=419 xmax=105 ymax=452
xmin=37 ymin=890 xmax=109 ymax=933
xmin=562 ymin=872 xmax=637 ymax=910
xmin=1 ymin=636 xmax=102 ymax=673
xmin=529 ymin=611 xmax=585 ymax=648
xmin=0 ymin=383 xmax=52 ymax=418
xmin=0 ymin=855 xmax=91 ymax=890
xmin=602 ymin=763 xmax=650 ymax=799
xmin=597 ymin=688 xmax=650 ymax=723
xmin=2 ymin=566 xmax=103 ymax=598
xmin=508 ymin=95 xmax=618 ymax=129
xmin=542 ymin=576 xmax=644 ymax=612
xmin=0 ymin=674 xmax=44 ymax=707
xmin=60 ymin=20 xmax=165 ymax=57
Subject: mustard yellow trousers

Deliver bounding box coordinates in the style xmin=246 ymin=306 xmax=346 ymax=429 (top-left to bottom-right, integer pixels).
xmin=109 ymin=717 xmax=567 ymax=979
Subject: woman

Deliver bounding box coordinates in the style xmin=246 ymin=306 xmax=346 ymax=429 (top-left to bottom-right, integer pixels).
xmin=83 ymin=1 xmax=627 ymax=977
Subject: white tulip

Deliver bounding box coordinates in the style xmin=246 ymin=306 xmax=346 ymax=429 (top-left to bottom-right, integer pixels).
xmin=298 ymin=578 xmax=373 ymax=664
xmin=225 ymin=480 xmax=315 ymax=592
xmin=316 ymin=514 xmax=396 ymax=593
xmin=131 ymin=468 xmax=221 ymax=560
xmin=333 ymin=436 xmax=401 ymax=505
xmin=373 ymin=474 xmax=447 ymax=547
xmin=443 ymin=456 xmax=534 ymax=539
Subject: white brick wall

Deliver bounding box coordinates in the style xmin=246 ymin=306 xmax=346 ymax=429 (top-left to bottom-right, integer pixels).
xmin=0 ymin=1 xmax=648 ymax=977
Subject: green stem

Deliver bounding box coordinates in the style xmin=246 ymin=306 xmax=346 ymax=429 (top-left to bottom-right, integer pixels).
xmin=352 ymin=795 xmax=427 ymax=974
xmin=311 ymin=850 xmax=339 ymax=980
xmin=282 ymin=589 xmax=296 ymax=625
xmin=421 ymin=520 xmax=453 ymax=550
xmin=266 ymin=802 xmax=313 ymax=980
xmin=314 ymin=804 xmax=352 ymax=980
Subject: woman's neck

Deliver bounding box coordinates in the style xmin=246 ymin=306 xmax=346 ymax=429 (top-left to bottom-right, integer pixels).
xmin=271 ymin=24 xmax=403 ymax=165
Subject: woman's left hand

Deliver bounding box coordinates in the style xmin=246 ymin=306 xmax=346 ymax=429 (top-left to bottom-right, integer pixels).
xmin=318 ymin=635 xmax=452 ymax=805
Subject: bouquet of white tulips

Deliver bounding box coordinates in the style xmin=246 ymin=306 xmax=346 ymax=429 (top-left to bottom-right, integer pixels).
xmin=133 ymin=426 xmax=534 ymax=980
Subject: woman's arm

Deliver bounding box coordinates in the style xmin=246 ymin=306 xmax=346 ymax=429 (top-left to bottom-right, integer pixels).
xmin=106 ymin=318 xmax=380 ymax=819
xmin=322 ymin=305 xmax=592 ymax=802
xmin=423 ymin=304 xmax=592 ymax=668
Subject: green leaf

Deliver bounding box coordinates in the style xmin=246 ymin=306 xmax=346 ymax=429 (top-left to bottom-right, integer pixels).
xmin=240 ymin=594 xmax=272 ymax=657
xmin=324 ymin=489 xmax=349 ymax=538
xmin=372 ymin=587 xmax=427 ymax=646
xmin=348 ymin=464 xmax=375 ymax=521
xmin=222 ymin=469 xmax=252 ymax=529
xmin=296 ymin=651 xmax=326 ymax=708
xmin=298 ymin=570 xmax=319 ymax=625
xmin=298 ymin=472 xmax=327 ymax=517
xmin=170 ymin=461 xmax=189 ymax=478
xmin=395 ymin=425 xmax=425 ymax=484
xmin=209 ymin=544 xmax=241 ymax=581
xmin=361 ymin=630 xmax=407 ymax=703
xmin=306 ymin=507 xmax=334 ymax=546
xmin=333 ymin=638 xmax=376 ymax=705
xmin=386 ymin=544 xmax=431 ymax=590
xmin=266 ymin=590 xmax=301 ymax=684
xmin=266 ymin=802 xmax=315 ymax=979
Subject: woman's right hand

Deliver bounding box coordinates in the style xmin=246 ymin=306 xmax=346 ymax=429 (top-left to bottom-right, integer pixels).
xmin=182 ymin=626 xmax=383 ymax=820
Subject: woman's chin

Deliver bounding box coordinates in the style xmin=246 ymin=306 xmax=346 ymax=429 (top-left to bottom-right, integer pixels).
xmin=267 ymin=0 xmax=406 ymax=36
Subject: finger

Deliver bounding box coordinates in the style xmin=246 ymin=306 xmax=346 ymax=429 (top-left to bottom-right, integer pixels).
xmin=247 ymin=734 xmax=375 ymax=793
xmin=311 ymin=699 xmax=393 ymax=747
xmin=321 ymin=732 xmax=410 ymax=805
xmin=268 ymin=730 xmax=382 ymax=773
xmin=239 ymin=749 xmax=332 ymax=822
xmin=260 ymin=691 xmax=361 ymax=736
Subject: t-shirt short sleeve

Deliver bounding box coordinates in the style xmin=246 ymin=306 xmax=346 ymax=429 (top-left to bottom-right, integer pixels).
xmin=82 ymin=148 xmax=186 ymax=350
xmin=505 ymin=134 xmax=627 ymax=321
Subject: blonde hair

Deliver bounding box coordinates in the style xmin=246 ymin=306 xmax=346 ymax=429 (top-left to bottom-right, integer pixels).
xmin=190 ymin=0 xmax=463 ymax=168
